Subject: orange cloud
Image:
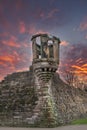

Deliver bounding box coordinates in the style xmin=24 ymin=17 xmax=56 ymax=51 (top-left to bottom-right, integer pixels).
xmin=0 ymin=55 xmax=15 ymax=64
xmin=0 ymin=61 xmax=7 ymax=67
xmin=71 ymin=64 xmax=87 ymax=82
xmin=82 ymin=64 xmax=87 ymax=67
xmin=59 ymin=50 xmax=87 ymax=83
xmin=0 ymin=77 xmax=3 ymax=81
xmin=0 ymin=55 xmax=17 ymax=81
xmin=2 ymin=39 xmax=21 ymax=48
xmin=0 ymin=48 xmax=32 ymax=81
xmin=59 ymin=62 xmax=87 ymax=83
xmin=16 ymin=67 xmax=29 ymax=72
xmin=72 ymin=65 xmax=87 ymax=73
xmin=61 ymin=40 xmax=69 ymax=46
xmin=76 ymin=58 xmax=83 ymax=64
xmin=0 ymin=52 xmax=22 ymax=66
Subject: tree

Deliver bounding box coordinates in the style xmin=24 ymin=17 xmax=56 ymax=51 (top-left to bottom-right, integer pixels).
xmin=61 ymin=67 xmax=78 ymax=87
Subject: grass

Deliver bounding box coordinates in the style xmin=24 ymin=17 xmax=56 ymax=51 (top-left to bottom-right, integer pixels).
xmin=71 ymin=118 xmax=87 ymax=125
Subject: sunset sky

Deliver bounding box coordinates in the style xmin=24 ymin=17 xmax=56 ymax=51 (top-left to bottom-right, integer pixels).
xmin=0 ymin=0 xmax=87 ymax=82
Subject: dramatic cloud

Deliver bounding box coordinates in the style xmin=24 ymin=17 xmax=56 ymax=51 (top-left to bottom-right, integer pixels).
xmin=59 ymin=43 xmax=87 ymax=82
xmin=0 ymin=34 xmax=21 ymax=48
xmin=0 ymin=0 xmax=87 ymax=82
xmin=0 ymin=34 xmax=32 ymax=81
xmin=72 ymin=64 xmax=87 ymax=75
xmin=0 ymin=50 xmax=31 ymax=80
xmin=2 ymin=40 xmax=21 ymax=48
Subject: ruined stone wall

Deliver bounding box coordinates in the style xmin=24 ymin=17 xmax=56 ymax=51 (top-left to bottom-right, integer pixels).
xmin=0 ymin=71 xmax=87 ymax=127
xmin=0 ymin=71 xmax=38 ymax=126
xmin=51 ymin=73 xmax=87 ymax=124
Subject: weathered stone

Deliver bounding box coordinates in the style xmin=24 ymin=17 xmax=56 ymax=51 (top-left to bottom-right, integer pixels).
xmin=0 ymin=34 xmax=87 ymax=127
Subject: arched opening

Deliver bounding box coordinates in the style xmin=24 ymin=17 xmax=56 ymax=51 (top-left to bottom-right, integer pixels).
xmin=36 ymin=36 xmax=41 ymax=59
xmin=47 ymin=40 xmax=54 ymax=58
xmin=36 ymin=36 xmax=41 ymax=45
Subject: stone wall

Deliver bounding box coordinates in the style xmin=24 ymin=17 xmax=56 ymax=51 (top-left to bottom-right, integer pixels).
xmin=51 ymin=73 xmax=87 ymax=124
xmin=0 ymin=71 xmax=87 ymax=127
xmin=0 ymin=71 xmax=38 ymax=126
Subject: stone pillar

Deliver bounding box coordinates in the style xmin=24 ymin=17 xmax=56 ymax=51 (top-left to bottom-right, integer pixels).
xmin=53 ymin=39 xmax=60 ymax=64
xmin=40 ymin=34 xmax=48 ymax=58
xmin=32 ymin=38 xmax=37 ymax=60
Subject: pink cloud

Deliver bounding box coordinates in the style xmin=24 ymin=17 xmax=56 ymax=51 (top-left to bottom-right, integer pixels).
xmin=16 ymin=67 xmax=29 ymax=72
xmin=29 ymin=55 xmax=33 ymax=62
xmin=0 ymin=61 xmax=7 ymax=67
xmin=28 ymin=25 xmax=37 ymax=35
xmin=0 ymin=32 xmax=9 ymax=37
xmin=33 ymin=8 xmax=59 ymax=20
xmin=1 ymin=34 xmax=21 ymax=48
xmin=0 ymin=51 xmax=22 ymax=67
xmin=19 ymin=21 xmax=26 ymax=33
xmin=47 ymin=9 xmax=59 ymax=19
xmin=80 ymin=17 xmax=87 ymax=31
xmin=10 ymin=35 xmax=17 ymax=41
xmin=0 ymin=55 xmax=16 ymax=65
xmin=28 ymin=24 xmax=49 ymax=35
xmin=39 ymin=8 xmax=59 ymax=20
xmin=61 ymin=40 xmax=69 ymax=46
xmin=0 ymin=50 xmax=29 ymax=81
xmin=23 ymin=43 xmax=29 ymax=48
xmin=23 ymin=42 xmax=32 ymax=48
xmin=2 ymin=40 xmax=21 ymax=48
xmin=39 ymin=12 xmax=44 ymax=18
xmin=32 ymin=8 xmax=45 ymax=19
xmin=1 ymin=53 xmax=29 ymax=73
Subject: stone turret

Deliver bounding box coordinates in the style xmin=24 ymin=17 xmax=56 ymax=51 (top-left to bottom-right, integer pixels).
xmin=31 ymin=33 xmax=60 ymax=83
xmin=31 ymin=34 xmax=61 ymax=126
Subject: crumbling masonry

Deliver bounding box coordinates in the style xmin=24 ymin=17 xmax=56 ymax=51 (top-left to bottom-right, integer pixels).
xmin=30 ymin=33 xmax=87 ymax=126
xmin=31 ymin=34 xmax=60 ymax=126
xmin=0 ymin=33 xmax=87 ymax=127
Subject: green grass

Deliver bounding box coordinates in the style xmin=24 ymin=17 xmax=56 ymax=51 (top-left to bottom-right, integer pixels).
xmin=71 ymin=118 xmax=87 ymax=125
